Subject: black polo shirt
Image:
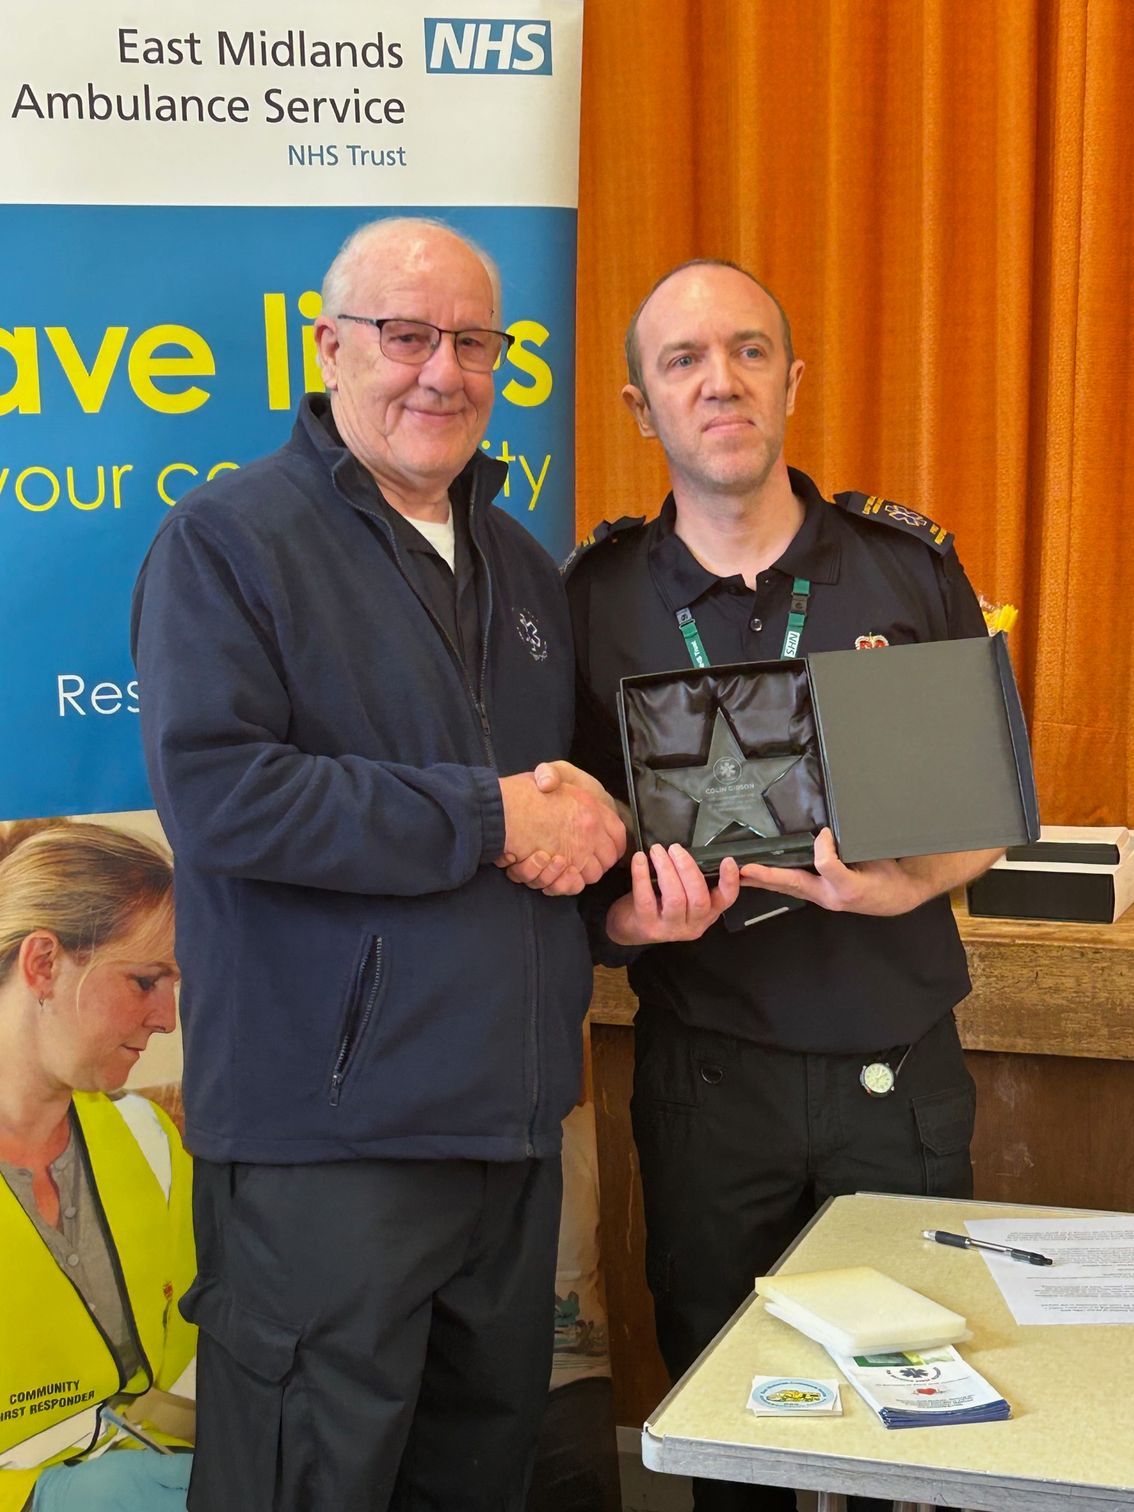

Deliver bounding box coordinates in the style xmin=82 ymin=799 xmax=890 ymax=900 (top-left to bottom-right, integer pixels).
xmin=377 ymin=496 xmax=482 ymax=677
xmin=568 ymin=468 xmax=987 ymax=1054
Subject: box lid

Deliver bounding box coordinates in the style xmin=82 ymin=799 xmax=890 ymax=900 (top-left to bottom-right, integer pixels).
xmin=807 ymin=633 xmax=1039 ymax=863
xmin=998 ymin=826 xmax=1131 ymax=868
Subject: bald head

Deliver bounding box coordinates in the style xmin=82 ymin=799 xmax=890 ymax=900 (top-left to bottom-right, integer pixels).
xmin=312 ymin=217 xmax=500 ymax=517
xmin=321 ymin=216 xmax=503 ymax=325
xmin=619 ymin=261 xmax=805 ymax=504
xmin=625 ymin=259 xmax=793 ymax=396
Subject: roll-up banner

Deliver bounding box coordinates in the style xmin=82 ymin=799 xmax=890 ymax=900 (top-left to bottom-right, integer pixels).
xmin=0 ymin=1 xmax=583 ymax=821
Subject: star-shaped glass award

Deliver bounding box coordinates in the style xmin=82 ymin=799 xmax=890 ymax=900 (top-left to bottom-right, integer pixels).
xmin=656 ymin=708 xmax=801 ymax=849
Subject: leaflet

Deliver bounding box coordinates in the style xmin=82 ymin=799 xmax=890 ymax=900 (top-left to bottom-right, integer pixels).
xmin=825 ymin=1345 xmax=1010 ymax=1429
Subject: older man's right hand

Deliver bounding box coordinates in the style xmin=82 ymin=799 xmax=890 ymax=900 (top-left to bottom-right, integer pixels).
xmin=497 ymin=771 xmax=627 ymax=896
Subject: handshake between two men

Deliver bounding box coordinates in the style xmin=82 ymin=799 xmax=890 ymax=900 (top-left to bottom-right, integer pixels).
xmin=496 ymin=761 xmax=741 ymax=947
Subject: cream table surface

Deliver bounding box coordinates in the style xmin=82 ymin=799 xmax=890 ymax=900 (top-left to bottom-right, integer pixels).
xmin=643 ymin=1192 xmax=1134 ymax=1510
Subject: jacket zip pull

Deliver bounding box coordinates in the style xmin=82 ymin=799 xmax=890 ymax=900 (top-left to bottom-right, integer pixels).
xmin=476 ymin=701 xmax=493 ymax=751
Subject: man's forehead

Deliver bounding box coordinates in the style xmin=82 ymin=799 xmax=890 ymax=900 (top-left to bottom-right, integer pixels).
xmin=639 ymin=266 xmax=782 ymax=348
xmin=353 ymin=234 xmax=492 ymax=303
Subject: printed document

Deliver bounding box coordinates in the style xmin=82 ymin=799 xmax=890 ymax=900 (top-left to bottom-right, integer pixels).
xmin=965 ymin=1215 xmax=1134 ymax=1325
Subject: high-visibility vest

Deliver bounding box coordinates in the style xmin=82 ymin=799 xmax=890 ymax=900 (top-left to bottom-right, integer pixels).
xmin=0 ymin=1092 xmax=196 ymax=1511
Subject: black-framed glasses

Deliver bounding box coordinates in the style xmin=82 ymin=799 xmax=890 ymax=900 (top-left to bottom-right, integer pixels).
xmin=337 ymin=315 xmax=513 ymax=373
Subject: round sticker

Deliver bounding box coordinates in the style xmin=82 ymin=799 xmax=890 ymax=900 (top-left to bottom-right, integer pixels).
xmin=753 ymin=1378 xmax=838 ymax=1410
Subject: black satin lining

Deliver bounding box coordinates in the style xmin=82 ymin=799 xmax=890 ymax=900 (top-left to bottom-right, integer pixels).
xmin=623 ymin=663 xmax=828 ymax=857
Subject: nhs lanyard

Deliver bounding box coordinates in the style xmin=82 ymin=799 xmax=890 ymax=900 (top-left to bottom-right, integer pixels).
xmin=675 ymin=577 xmax=811 ymax=668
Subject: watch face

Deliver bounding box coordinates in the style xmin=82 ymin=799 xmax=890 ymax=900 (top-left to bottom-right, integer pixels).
xmin=860 ymin=1061 xmax=895 ymax=1097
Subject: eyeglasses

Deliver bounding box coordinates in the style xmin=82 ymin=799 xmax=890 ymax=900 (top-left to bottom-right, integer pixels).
xmin=336 ymin=315 xmax=513 ymax=373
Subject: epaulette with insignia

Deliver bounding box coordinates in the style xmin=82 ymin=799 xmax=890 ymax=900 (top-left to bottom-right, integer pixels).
xmin=833 ymin=492 xmax=953 ymax=554
xmin=561 ymin=515 xmax=645 ymax=579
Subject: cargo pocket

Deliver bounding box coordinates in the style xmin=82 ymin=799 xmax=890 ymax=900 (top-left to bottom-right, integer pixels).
xmin=182 ymin=1277 xmax=301 ymax=1512
xmin=913 ymin=1084 xmax=976 ymax=1198
xmin=632 ymin=1008 xmax=703 ymax=1111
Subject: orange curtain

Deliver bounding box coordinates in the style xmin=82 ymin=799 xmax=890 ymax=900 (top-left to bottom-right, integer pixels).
xmin=576 ymin=0 xmax=1134 ymax=825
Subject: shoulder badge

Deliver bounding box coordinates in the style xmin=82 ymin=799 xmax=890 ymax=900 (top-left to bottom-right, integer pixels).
xmin=561 ymin=515 xmax=645 ymax=579
xmin=833 ymin=492 xmax=953 ymax=555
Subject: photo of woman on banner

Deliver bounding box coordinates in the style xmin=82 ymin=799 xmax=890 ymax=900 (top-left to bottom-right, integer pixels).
xmin=0 ymin=821 xmax=196 ymax=1512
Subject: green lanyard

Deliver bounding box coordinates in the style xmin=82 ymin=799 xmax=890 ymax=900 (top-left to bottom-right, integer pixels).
xmin=676 ymin=577 xmax=811 ymax=668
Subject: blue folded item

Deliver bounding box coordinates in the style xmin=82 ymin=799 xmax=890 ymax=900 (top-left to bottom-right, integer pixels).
xmin=827 ymin=1346 xmax=1011 ymax=1430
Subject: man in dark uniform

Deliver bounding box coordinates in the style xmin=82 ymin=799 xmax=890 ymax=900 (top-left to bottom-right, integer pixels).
xmin=563 ymin=260 xmax=1002 ymax=1512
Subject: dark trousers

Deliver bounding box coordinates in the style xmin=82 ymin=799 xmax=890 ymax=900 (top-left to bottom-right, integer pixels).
xmin=185 ymin=1155 xmax=563 ymax=1512
xmin=525 ymin=1377 xmax=621 ymax=1512
xmin=632 ymin=1006 xmax=976 ymax=1512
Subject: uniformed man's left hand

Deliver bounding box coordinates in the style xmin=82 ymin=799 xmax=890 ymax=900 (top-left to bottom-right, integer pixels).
xmin=738 ymin=827 xmax=932 ymax=916
xmin=739 ymin=828 xmax=1001 ymax=916
xmin=605 ymin=845 xmax=740 ymax=945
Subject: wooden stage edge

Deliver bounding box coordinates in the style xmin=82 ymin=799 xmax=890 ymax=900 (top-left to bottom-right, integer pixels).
xmin=588 ymin=899 xmax=1134 ymax=1427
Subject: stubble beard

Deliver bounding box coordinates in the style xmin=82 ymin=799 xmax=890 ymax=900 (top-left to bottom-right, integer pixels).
xmin=675 ymin=428 xmax=782 ymax=500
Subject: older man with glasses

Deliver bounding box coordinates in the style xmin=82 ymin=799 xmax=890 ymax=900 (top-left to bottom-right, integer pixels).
xmin=131 ymin=217 xmax=626 ymax=1512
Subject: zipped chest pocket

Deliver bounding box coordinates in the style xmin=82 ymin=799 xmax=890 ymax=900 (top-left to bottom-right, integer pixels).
xmin=330 ymin=934 xmax=385 ymax=1107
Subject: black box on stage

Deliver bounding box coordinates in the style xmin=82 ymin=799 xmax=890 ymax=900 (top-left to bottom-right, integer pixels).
xmin=967 ymin=826 xmax=1134 ymax=923
xmin=616 ymin=633 xmax=1039 ymax=876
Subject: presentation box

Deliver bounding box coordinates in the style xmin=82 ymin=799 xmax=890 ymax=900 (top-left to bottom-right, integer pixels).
xmin=617 ymin=634 xmax=1039 ymax=875
xmin=967 ymin=826 xmax=1134 ymax=923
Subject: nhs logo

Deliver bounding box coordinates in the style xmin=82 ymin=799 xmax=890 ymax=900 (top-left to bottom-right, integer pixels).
xmin=424 ymin=18 xmax=553 ymax=75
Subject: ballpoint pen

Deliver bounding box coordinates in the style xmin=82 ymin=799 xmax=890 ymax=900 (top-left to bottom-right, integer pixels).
xmin=922 ymin=1229 xmax=1053 ymax=1266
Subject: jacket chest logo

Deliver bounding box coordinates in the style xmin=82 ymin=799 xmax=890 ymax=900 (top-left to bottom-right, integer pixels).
xmin=515 ymin=607 xmax=548 ymax=662
xmin=854 ymin=632 xmax=890 ymax=650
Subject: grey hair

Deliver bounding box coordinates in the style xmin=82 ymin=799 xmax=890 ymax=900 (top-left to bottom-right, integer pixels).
xmin=625 ymin=258 xmax=794 ymax=395
xmin=320 ymin=216 xmax=503 ymax=323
